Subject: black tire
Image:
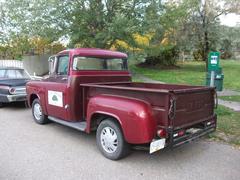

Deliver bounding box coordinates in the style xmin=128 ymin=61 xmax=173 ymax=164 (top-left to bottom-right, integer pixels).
xmin=0 ymin=102 xmax=3 ymax=108
xmin=32 ymin=99 xmax=49 ymax=124
xmin=96 ymin=119 xmax=130 ymax=160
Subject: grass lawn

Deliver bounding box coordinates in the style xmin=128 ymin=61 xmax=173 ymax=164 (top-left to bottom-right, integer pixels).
xmin=131 ymin=60 xmax=240 ymax=91
xmin=219 ymin=95 xmax=240 ymax=102
xmin=211 ymin=105 xmax=240 ymax=146
xmin=131 ymin=60 xmax=240 ymax=146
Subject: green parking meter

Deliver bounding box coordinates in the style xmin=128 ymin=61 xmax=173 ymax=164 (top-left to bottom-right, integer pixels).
xmin=208 ymin=52 xmax=220 ymax=71
xmin=208 ymin=52 xmax=220 ymax=87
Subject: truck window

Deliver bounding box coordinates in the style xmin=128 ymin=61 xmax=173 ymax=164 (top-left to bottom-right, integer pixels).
xmin=73 ymin=57 xmax=127 ymax=71
xmin=57 ymin=55 xmax=69 ymax=75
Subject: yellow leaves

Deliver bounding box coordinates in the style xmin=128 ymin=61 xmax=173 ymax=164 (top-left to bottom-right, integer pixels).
xmin=0 ymin=35 xmax=65 ymax=59
xmin=30 ymin=37 xmax=65 ymax=55
xmin=30 ymin=37 xmax=50 ymax=55
xmin=111 ymin=40 xmax=128 ymax=50
xmin=132 ymin=33 xmax=153 ymax=46
xmin=110 ymin=31 xmax=174 ymax=52
xmin=160 ymin=37 xmax=169 ymax=46
xmin=110 ymin=33 xmax=153 ymax=52
xmin=51 ymin=42 xmax=65 ymax=54
xmin=74 ymin=43 xmax=83 ymax=48
xmin=111 ymin=39 xmax=143 ymax=52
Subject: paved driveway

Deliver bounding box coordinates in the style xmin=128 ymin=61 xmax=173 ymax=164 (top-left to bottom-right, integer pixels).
xmin=0 ymin=103 xmax=240 ymax=180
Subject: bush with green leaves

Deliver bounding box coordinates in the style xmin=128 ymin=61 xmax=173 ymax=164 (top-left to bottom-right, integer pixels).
xmin=144 ymin=45 xmax=179 ymax=66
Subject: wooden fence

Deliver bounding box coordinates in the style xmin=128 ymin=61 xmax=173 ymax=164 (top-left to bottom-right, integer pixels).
xmin=0 ymin=60 xmax=23 ymax=68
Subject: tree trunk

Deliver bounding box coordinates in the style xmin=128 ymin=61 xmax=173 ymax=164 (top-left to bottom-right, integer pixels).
xmin=204 ymin=29 xmax=209 ymax=69
xmin=202 ymin=0 xmax=210 ymax=70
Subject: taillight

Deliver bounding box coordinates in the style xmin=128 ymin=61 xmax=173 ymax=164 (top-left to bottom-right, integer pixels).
xmin=157 ymin=129 xmax=167 ymax=138
xmin=178 ymin=130 xmax=185 ymax=136
xmin=9 ymin=87 xmax=16 ymax=94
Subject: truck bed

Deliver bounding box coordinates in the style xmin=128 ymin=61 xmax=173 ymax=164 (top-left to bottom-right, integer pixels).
xmin=81 ymin=82 xmax=216 ymax=130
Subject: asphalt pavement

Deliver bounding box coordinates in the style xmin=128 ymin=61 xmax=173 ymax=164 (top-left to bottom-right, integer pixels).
xmin=0 ymin=102 xmax=240 ymax=180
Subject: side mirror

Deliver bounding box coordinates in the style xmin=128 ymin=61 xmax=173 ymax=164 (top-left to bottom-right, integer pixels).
xmin=48 ymin=56 xmax=57 ymax=75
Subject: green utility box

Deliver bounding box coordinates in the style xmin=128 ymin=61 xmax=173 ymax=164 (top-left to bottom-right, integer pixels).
xmin=206 ymin=52 xmax=224 ymax=91
xmin=206 ymin=69 xmax=224 ymax=91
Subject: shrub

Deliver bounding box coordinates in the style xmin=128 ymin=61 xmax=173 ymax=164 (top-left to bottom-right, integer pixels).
xmin=220 ymin=51 xmax=232 ymax=59
xmin=144 ymin=45 xmax=179 ymax=66
xmin=193 ymin=49 xmax=204 ymax=61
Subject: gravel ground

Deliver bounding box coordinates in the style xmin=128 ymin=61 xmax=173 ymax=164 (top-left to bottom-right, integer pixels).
xmin=0 ymin=102 xmax=240 ymax=180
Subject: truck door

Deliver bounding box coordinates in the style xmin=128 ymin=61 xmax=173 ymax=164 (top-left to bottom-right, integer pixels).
xmin=45 ymin=54 xmax=69 ymax=120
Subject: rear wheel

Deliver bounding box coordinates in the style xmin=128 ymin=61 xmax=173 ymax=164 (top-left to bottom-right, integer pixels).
xmin=32 ymin=99 xmax=48 ymax=124
xmin=96 ymin=119 xmax=130 ymax=160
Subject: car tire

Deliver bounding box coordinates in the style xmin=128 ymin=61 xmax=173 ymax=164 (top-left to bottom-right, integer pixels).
xmin=96 ymin=119 xmax=130 ymax=160
xmin=0 ymin=102 xmax=3 ymax=108
xmin=32 ymin=99 xmax=48 ymax=124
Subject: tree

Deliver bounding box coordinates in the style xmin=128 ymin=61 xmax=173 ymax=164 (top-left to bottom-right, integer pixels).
xmin=164 ymin=0 xmax=240 ymax=67
xmin=218 ymin=25 xmax=240 ymax=59
xmin=66 ymin=0 xmax=146 ymax=49
xmin=1 ymin=0 xmax=65 ymax=41
xmin=189 ymin=0 xmax=239 ymax=66
xmin=1 ymin=0 xmax=146 ymax=49
xmin=1 ymin=0 xmax=239 ymax=66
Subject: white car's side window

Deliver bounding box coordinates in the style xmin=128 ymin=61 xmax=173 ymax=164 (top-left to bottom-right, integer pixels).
xmin=0 ymin=70 xmax=6 ymax=78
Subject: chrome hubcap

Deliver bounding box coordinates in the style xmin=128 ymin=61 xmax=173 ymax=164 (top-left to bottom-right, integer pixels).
xmin=100 ymin=127 xmax=118 ymax=153
xmin=33 ymin=103 xmax=42 ymax=121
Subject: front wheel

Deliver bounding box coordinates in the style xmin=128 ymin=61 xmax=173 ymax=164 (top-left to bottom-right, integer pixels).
xmin=96 ymin=119 xmax=130 ymax=160
xmin=32 ymin=99 xmax=49 ymax=124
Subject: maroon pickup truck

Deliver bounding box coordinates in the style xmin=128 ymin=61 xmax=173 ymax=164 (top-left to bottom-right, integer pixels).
xmin=26 ymin=48 xmax=217 ymax=160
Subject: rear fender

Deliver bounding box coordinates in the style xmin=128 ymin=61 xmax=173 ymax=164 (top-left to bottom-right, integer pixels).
xmin=86 ymin=95 xmax=157 ymax=144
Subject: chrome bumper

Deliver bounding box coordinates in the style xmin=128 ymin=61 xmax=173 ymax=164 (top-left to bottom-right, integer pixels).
xmin=0 ymin=94 xmax=27 ymax=102
xmin=169 ymin=114 xmax=217 ymax=148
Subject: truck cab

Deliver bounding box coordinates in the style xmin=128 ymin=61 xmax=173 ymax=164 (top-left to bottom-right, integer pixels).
xmin=27 ymin=48 xmax=217 ymax=160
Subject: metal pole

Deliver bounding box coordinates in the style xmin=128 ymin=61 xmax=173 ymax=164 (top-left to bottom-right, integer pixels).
xmin=210 ymin=71 xmax=215 ymax=87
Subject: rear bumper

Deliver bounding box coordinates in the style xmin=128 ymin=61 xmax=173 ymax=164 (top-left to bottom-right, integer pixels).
xmin=0 ymin=94 xmax=27 ymax=102
xmin=171 ymin=125 xmax=216 ymax=147
xmin=169 ymin=114 xmax=217 ymax=148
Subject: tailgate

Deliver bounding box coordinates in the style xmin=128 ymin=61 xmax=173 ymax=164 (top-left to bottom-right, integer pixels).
xmin=170 ymin=87 xmax=216 ymax=129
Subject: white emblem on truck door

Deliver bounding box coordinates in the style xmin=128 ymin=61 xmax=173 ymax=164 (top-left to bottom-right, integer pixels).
xmin=48 ymin=90 xmax=63 ymax=107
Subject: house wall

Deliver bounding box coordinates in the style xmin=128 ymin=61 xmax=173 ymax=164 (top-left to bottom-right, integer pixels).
xmin=23 ymin=55 xmax=50 ymax=76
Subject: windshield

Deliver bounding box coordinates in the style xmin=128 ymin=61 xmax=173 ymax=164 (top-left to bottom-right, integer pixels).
xmin=73 ymin=57 xmax=127 ymax=71
xmin=0 ymin=69 xmax=30 ymax=79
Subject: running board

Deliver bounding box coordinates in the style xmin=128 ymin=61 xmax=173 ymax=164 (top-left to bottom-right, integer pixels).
xmin=48 ymin=116 xmax=87 ymax=131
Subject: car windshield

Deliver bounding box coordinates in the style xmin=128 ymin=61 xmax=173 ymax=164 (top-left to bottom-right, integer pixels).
xmin=0 ymin=69 xmax=30 ymax=79
xmin=73 ymin=57 xmax=128 ymax=71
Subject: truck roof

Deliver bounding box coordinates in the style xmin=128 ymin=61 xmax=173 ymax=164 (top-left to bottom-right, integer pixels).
xmin=58 ymin=48 xmax=128 ymax=59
